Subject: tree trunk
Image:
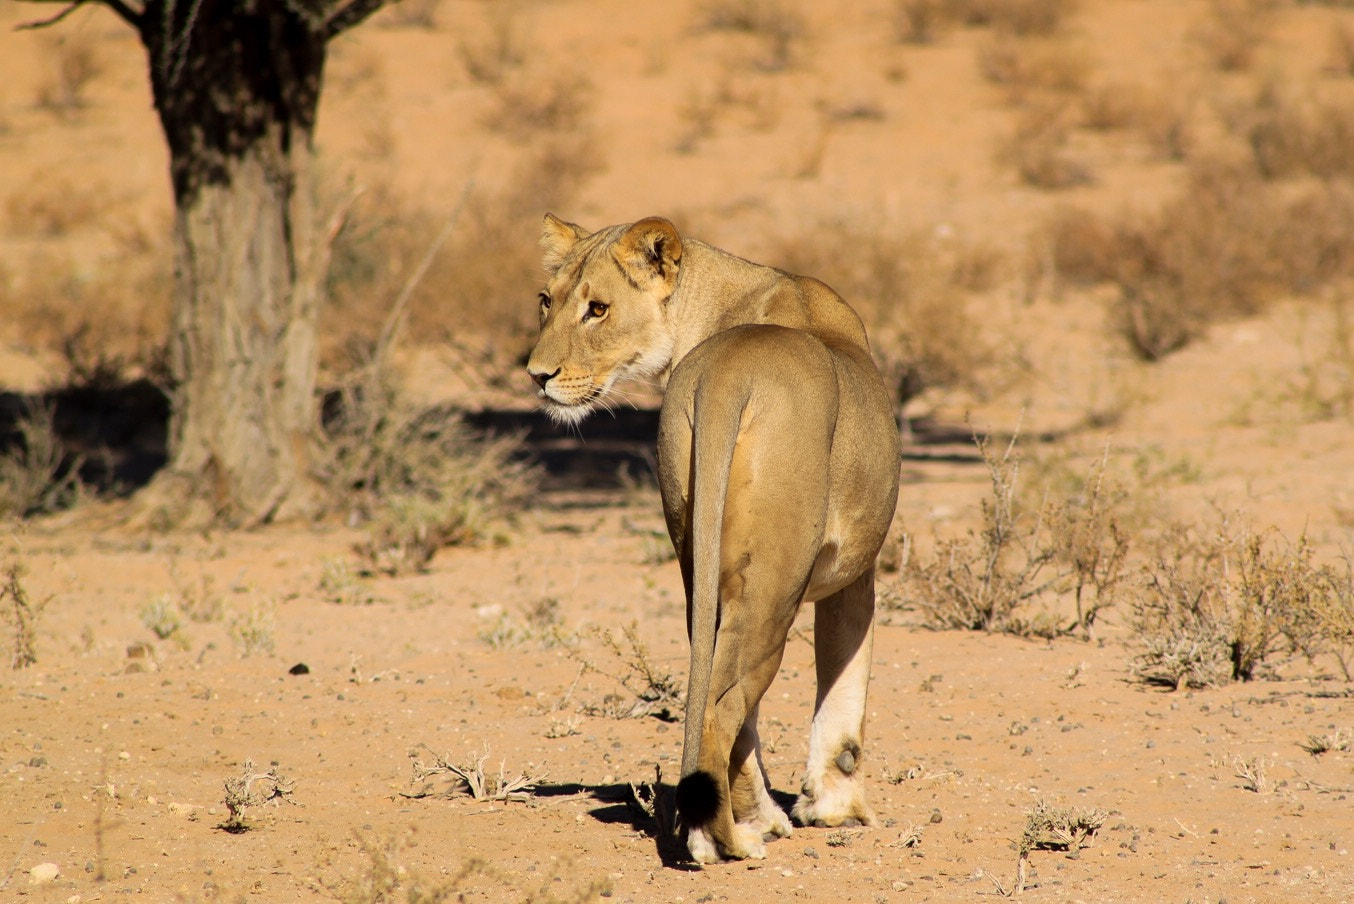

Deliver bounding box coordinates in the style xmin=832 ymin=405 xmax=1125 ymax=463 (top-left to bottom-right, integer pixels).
xmin=136 ymin=2 xmax=330 ymax=526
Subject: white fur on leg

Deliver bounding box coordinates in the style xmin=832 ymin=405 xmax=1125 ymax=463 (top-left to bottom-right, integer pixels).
xmin=743 ymin=775 xmax=793 ymax=841
xmin=795 ymin=649 xmax=873 ymax=826
xmin=732 ymin=711 xmax=794 ymax=842
xmin=686 ymin=823 xmax=768 ymax=863
xmin=686 ymin=825 xmax=721 ymax=864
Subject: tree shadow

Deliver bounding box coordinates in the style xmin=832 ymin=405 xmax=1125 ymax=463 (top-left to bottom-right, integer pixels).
xmin=0 ymin=377 xmax=169 ymax=499
xmin=0 ymin=378 xmax=1019 ymax=509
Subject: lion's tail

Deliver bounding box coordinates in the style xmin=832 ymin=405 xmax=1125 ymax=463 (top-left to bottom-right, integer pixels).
xmin=674 ymin=387 xmax=744 ymax=829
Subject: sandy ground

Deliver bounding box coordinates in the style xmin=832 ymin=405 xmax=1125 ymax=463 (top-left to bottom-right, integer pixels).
xmin=3 ymin=0 xmax=1354 ymax=901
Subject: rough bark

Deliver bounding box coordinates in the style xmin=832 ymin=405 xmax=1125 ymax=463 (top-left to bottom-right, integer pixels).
xmin=22 ymin=0 xmax=391 ymax=525
xmin=136 ymin=1 xmax=331 ymax=526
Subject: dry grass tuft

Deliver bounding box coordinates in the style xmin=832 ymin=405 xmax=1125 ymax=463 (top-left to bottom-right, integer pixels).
xmin=228 ymin=600 xmax=277 ymax=657
xmin=221 ymin=759 xmax=295 ymax=833
xmin=3 ymin=557 xmax=46 ymax=670
xmin=404 ymin=744 xmax=544 ymax=802
xmin=316 ymin=828 xmax=484 ymax=904
xmin=957 ymin=0 xmax=1078 ymax=37
xmin=565 ymin=622 xmax=685 ymax=721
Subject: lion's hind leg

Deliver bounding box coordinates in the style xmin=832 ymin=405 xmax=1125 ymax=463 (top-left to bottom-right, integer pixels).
xmin=729 ymin=704 xmax=793 ymax=843
xmin=683 ymin=629 xmax=788 ymax=863
xmin=793 ymin=567 xmax=877 ymax=829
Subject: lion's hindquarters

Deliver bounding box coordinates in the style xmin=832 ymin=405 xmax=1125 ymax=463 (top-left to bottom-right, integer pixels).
xmin=660 ymin=326 xmax=842 ymax=861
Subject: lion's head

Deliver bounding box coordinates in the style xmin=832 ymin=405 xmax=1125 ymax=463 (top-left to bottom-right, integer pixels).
xmin=526 ymin=214 xmax=684 ymax=425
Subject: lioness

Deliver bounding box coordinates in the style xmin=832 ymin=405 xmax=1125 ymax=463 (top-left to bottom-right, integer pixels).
xmin=526 ymin=215 xmax=901 ymax=864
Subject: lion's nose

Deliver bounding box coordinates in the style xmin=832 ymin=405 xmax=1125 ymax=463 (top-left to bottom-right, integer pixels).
xmin=529 ymin=366 xmax=559 ymax=390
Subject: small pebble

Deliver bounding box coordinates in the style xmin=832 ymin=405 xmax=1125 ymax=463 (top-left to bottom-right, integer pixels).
xmin=29 ymin=862 xmax=59 ymax=884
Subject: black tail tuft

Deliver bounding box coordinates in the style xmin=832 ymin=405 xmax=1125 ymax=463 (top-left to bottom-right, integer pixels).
xmin=675 ymin=771 xmax=721 ymax=827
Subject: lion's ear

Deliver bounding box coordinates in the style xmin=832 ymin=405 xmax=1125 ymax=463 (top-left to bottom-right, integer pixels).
xmin=540 ymin=213 xmax=589 ymax=274
xmin=613 ymin=217 xmax=683 ymax=291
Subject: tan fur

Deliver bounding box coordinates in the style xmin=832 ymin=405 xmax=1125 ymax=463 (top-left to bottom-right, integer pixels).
xmin=527 ymin=214 xmax=901 ymax=864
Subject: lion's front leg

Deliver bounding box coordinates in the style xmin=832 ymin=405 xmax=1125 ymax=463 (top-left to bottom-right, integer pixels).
xmin=793 ymin=568 xmax=876 ymax=828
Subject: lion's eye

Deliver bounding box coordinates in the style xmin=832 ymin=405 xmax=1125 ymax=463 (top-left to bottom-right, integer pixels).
xmin=538 ymin=293 xmax=552 ymax=312
xmin=585 ymin=300 xmax=609 ymax=321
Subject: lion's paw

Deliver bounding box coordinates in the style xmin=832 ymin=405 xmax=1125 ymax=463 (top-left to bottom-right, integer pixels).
xmin=747 ymin=804 xmax=793 ymax=842
xmin=686 ymin=826 xmax=721 ymax=865
xmin=792 ymin=783 xmax=875 ymax=829
xmin=686 ymin=823 xmax=768 ymax=864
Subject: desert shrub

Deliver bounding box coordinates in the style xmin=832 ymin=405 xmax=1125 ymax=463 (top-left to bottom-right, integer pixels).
xmin=457 ymin=2 xmax=525 ymax=84
xmin=899 ymin=435 xmax=1147 ymax=639
xmin=978 ymin=33 xmax=1089 ymax=103
xmin=1039 ymin=159 xmax=1354 ymax=360
xmin=5 ymin=179 xmax=108 ymax=237
xmin=1242 ymin=79 xmax=1354 ymax=181
xmin=486 ymin=70 xmax=593 ymax=140
xmin=1000 ymin=97 xmax=1092 ymax=189
xmin=770 ymin=222 xmax=997 ymax=410
xmin=1132 ymin=522 xmax=1345 ymax=687
xmin=405 ymin=745 xmax=545 ymax=802
xmin=892 ymin=0 xmax=947 ymax=43
xmin=322 ymin=378 xmax=538 ymax=576
xmin=1003 ymin=800 xmax=1104 ymax=895
xmin=1329 ymin=22 xmax=1354 ymax=78
xmin=8 ymin=235 xmax=173 ymax=375
xmin=1308 ymin=552 xmax=1354 ymax=679
xmin=1043 ymin=449 xmax=1130 ymax=639
xmin=0 ymin=401 xmax=84 ymax=520
xmin=904 ymin=429 xmax=1059 ymax=634
xmin=1191 ymin=0 xmax=1275 ymax=72
xmin=696 ymin=0 xmax=806 ymax=71
xmin=1079 ymin=80 xmax=1196 ymax=159
xmin=949 ymin=0 xmax=1077 ymax=36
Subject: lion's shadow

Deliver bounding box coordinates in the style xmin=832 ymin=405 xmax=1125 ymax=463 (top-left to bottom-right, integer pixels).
xmin=533 ymin=779 xmax=799 ymax=870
